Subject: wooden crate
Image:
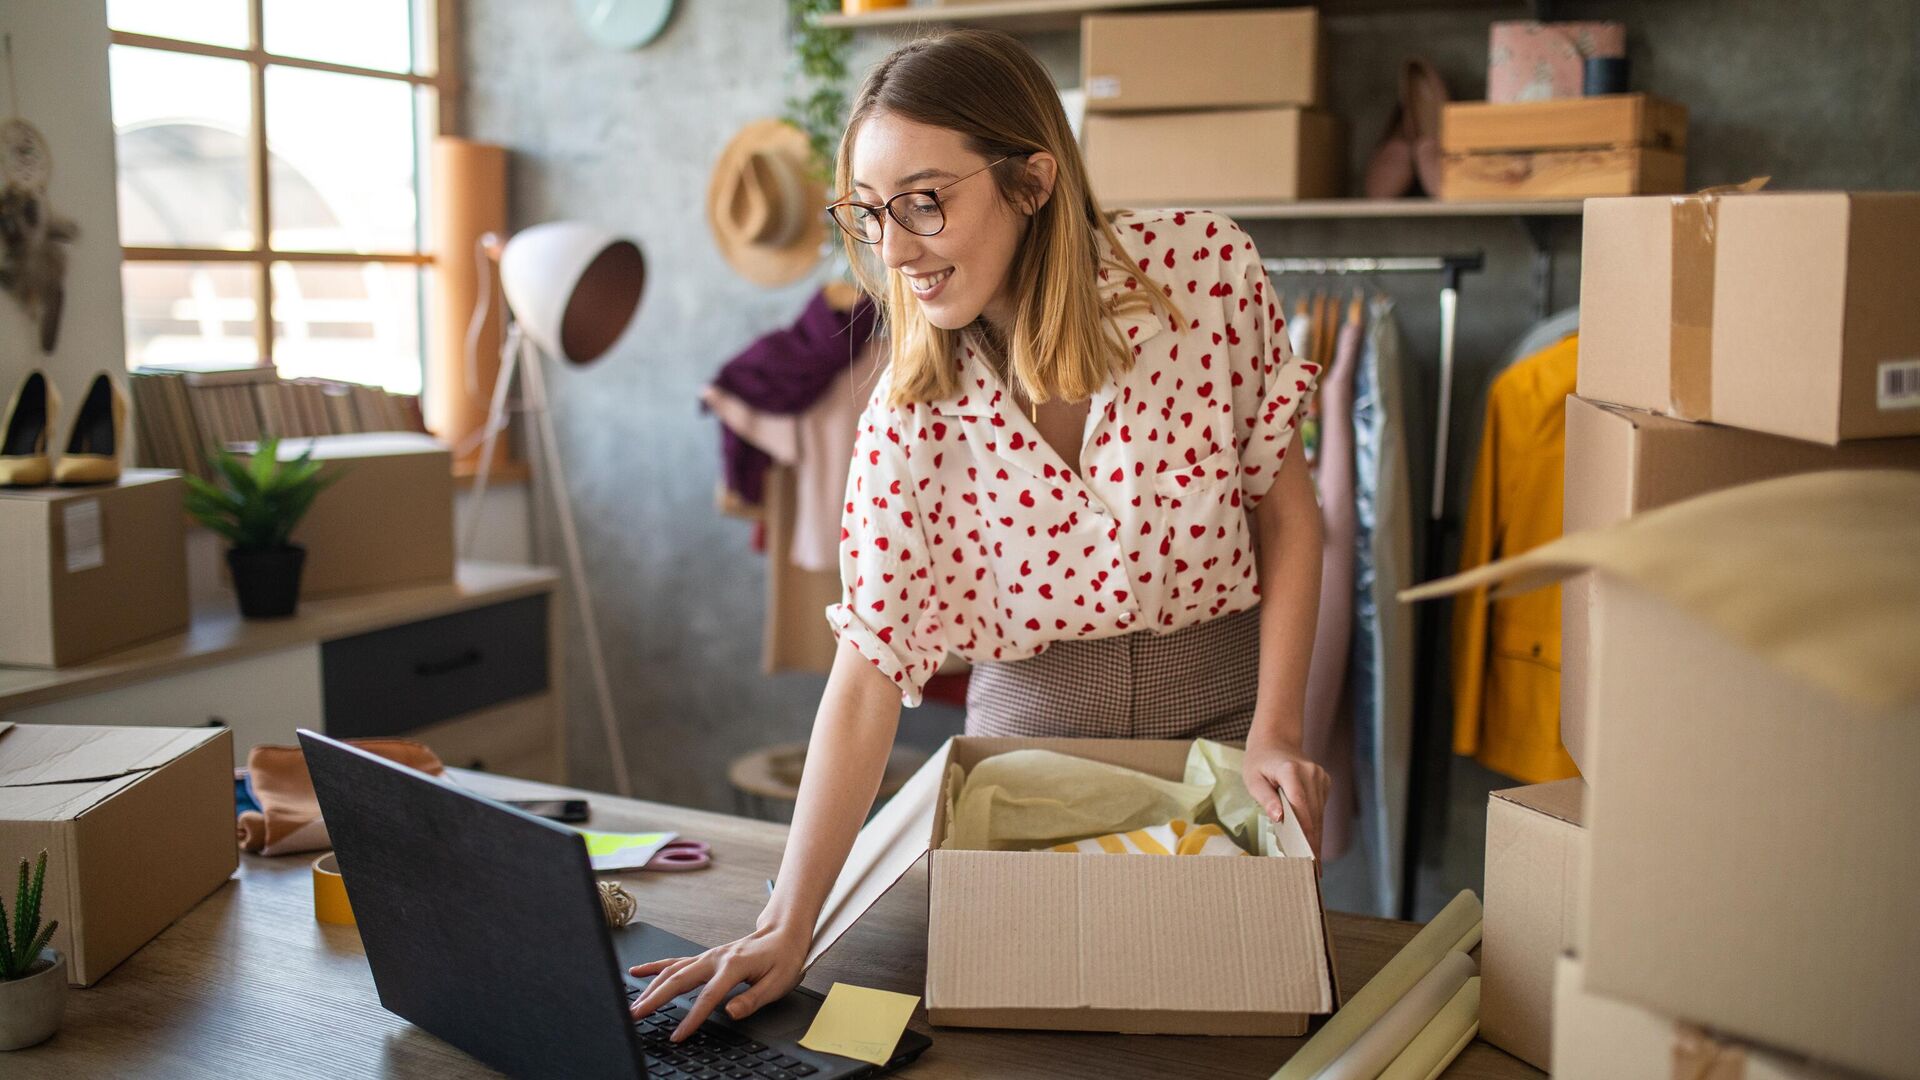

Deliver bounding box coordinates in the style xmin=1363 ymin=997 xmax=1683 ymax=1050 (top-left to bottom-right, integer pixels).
xmin=1441 ymin=94 xmax=1687 ymax=155
xmin=1440 ymin=147 xmax=1687 ymax=201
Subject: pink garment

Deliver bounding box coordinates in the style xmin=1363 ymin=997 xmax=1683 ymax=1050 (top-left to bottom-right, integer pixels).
xmin=1304 ymin=312 xmax=1362 ymax=862
xmin=703 ymin=337 xmax=885 ymax=573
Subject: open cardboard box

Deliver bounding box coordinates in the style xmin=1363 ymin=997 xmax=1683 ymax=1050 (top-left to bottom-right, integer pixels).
xmin=807 ymin=737 xmax=1337 ymax=1036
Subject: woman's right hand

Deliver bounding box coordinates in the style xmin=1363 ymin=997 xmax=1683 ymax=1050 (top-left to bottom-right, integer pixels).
xmin=627 ymin=920 xmax=811 ymax=1042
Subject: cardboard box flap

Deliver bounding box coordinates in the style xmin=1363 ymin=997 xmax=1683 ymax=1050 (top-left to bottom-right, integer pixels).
xmin=1404 ymin=470 xmax=1920 ymax=707
xmin=927 ymin=850 xmax=1333 ymax=1016
xmin=0 ymin=724 xmax=224 ymax=788
xmin=1492 ymin=777 xmax=1585 ymax=827
xmin=0 ymin=773 xmax=146 ymax=821
xmin=804 ymin=738 xmax=951 ymax=970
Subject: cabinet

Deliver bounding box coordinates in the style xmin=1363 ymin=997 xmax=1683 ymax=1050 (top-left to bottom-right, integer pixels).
xmin=0 ymin=563 xmax=566 ymax=784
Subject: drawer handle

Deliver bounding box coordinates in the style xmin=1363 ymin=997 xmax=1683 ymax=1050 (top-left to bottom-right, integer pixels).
xmin=414 ymin=648 xmax=482 ymax=678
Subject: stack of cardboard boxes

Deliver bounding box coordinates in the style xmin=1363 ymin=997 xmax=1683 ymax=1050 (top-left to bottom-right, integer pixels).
xmin=1475 ymin=190 xmax=1920 ymax=1078
xmin=1080 ymin=8 xmax=1341 ymax=206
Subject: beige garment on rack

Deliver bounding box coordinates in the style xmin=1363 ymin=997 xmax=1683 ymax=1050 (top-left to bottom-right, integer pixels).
xmin=762 ymin=464 xmax=843 ymax=674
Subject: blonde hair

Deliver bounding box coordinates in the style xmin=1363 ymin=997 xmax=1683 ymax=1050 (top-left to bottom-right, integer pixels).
xmin=833 ymin=29 xmax=1181 ymax=408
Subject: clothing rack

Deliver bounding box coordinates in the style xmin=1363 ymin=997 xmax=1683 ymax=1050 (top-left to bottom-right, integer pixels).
xmin=1262 ymin=252 xmax=1484 ymax=921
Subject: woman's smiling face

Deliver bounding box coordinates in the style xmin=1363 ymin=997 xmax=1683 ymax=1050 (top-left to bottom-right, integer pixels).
xmin=849 ymin=112 xmax=1031 ymax=331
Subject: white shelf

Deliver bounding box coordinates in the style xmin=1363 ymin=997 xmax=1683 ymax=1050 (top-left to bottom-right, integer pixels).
xmin=1211 ymin=198 xmax=1585 ymax=219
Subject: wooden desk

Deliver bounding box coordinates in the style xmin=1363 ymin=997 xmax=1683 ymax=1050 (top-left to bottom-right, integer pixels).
xmin=6 ymin=771 xmax=1542 ymax=1079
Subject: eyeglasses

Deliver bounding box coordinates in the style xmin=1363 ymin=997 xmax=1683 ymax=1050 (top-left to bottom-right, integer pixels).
xmin=825 ymin=155 xmax=1020 ymax=244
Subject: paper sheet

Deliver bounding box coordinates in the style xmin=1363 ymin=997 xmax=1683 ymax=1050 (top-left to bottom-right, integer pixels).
xmin=1270 ymin=889 xmax=1483 ymax=1080
xmin=1315 ymin=951 xmax=1477 ymax=1080
xmin=1378 ymin=977 xmax=1481 ymax=1080
xmin=572 ymin=829 xmax=675 ymax=872
xmin=798 ymin=982 xmax=920 ymax=1067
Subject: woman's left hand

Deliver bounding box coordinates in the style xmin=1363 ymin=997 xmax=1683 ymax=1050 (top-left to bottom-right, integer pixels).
xmin=1242 ymin=728 xmax=1331 ymax=858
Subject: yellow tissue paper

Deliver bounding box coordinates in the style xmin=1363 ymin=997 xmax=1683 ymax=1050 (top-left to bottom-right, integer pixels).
xmin=941 ymin=739 xmax=1286 ymax=856
xmin=798 ymin=982 xmax=920 ymax=1067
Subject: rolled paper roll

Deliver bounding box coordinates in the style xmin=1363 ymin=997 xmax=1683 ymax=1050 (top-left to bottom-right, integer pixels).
xmin=1313 ymin=951 xmax=1477 ymax=1080
xmin=1377 ymin=977 xmax=1480 ymax=1080
xmin=1271 ymin=889 xmax=1483 ymax=1080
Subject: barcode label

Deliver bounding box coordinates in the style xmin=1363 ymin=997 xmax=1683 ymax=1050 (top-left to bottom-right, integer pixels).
xmin=63 ymin=499 xmax=104 ymax=573
xmin=1880 ymin=359 xmax=1920 ymax=411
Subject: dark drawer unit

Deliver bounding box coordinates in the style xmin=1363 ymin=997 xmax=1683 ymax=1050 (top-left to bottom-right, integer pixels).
xmin=321 ymin=594 xmax=549 ymax=738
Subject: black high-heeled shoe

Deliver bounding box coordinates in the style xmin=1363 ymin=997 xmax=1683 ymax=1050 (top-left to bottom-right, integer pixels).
xmin=0 ymin=368 xmax=58 ymax=487
xmin=54 ymin=371 xmax=125 ymax=485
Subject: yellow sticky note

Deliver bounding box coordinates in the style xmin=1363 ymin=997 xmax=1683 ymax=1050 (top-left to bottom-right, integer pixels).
xmin=797 ymin=982 xmax=920 ymax=1067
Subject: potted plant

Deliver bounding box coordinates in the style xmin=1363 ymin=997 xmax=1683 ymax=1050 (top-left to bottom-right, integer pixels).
xmin=184 ymin=435 xmax=340 ymax=618
xmin=0 ymin=850 xmax=66 ymax=1051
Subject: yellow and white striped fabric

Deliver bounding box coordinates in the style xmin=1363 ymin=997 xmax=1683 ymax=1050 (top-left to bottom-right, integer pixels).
xmin=1049 ymin=819 xmax=1248 ymax=857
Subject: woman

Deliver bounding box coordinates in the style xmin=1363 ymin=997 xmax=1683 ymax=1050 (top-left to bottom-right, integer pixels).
xmin=634 ymin=29 xmax=1329 ymax=1040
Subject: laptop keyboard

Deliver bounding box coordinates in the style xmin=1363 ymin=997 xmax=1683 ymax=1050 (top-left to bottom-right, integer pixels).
xmin=627 ymin=988 xmax=821 ymax=1080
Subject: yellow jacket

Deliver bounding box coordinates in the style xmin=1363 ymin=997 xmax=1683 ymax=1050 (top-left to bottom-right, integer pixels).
xmin=1450 ymin=334 xmax=1581 ymax=783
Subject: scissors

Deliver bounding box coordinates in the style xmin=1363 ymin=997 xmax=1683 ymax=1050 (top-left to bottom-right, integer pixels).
xmin=642 ymin=838 xmax=711 ymax=871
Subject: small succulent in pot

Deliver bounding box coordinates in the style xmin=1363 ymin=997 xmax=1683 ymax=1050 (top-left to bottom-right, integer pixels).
xmin=1 ymin=849 xmax=57 ymax=982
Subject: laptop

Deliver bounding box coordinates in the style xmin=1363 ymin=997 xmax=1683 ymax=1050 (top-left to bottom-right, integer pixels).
xmin=297 ymin=730 xmax=932 ymax=1079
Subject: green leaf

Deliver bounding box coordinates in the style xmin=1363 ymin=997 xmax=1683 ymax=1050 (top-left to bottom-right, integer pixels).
xmin=249 ymin=435 xmax=281 ymax=490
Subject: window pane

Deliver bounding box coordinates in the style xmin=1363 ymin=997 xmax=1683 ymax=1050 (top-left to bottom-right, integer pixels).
xmin=122 ymin=262 xmax=262 ymax=369
xmin=264 ymin=0 xmax=415 ymax=74
xmin=266 ymin=67 xmax=420 ymax=253
xmin=271 ymin=262 xmax=424 ymax=395
xmin=108 ymin=0 xmax=249 ymax=49
xmin=111 ymin=46 xmax=254 ymax=250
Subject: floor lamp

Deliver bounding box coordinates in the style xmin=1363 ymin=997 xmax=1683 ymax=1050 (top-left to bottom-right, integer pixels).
xmin=462 ymin=222 xmax=644 ymax=796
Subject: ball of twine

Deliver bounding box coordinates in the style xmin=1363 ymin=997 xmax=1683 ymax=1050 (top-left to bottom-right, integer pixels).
xmin=598 ymin=880 xmax=637 ymax=928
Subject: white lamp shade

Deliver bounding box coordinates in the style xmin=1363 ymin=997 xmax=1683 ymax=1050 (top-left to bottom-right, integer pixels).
xmin=498 ymin=221 xmax=646 ymax=365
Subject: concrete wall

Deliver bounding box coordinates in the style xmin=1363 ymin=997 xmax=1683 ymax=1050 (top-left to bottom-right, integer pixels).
xmin=458 ymin=0 xmax=1917 ymax=804
xmin=0 ymin=2 xmax=127 ymax=424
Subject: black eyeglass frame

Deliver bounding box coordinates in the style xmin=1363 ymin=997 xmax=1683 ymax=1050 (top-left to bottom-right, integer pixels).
xmin=824 ymin=154 xmax=1026 ymax=244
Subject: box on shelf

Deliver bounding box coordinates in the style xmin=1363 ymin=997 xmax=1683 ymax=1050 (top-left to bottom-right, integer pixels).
xmin=1580 ymin=190 xmax=1920 ymax=443
xmin=1441 ymin=95 xmax=1685 ymax=156
xmin=0 ymin=723 xmax=238 ymax=985
xmin=0 ymin=470 xmax=189 ymax=668
xmin=1082 ymin=8 xmax=1322 ymax=112
xmin=1441 ymin=146 xmax=1683 ymax=201
xmin=811 ymin=737 xmax=1335 ymax=1036
xmin=1552 ymin=958 xmax=1868 ymax=1080
xmin=1488 ymin=20 xmax=1625 ymax=103
xmin=1480 ymin=779 xmax=1587 ymax=1071
xmin=234 ymin=433 xmax=454 ymax=599
xmin=1084 ymin=107 xmax=1342 ymax=205
xmin=1559 ymin=395 xmax=1920 ymax=774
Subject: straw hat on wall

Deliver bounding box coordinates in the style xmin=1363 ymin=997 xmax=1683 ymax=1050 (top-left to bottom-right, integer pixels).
xmin=706 ymin=119 xmax=827 ymax=287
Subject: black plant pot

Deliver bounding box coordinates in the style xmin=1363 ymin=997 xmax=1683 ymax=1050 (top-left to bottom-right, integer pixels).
xmin=227 ymin=545 xmax=306 ymax=618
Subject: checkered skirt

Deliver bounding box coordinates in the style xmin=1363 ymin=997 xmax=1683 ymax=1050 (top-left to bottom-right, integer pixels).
xmin=963 ymin=604 xmax=1262 ymax=740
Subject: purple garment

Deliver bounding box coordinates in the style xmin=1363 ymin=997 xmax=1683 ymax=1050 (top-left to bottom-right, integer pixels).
xmin=708 ymin=290 xmax=878 ymax=505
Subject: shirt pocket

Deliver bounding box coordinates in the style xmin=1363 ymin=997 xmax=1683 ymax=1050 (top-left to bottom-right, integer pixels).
xmin=1152 ymin=446 xmax=1254 ymax=619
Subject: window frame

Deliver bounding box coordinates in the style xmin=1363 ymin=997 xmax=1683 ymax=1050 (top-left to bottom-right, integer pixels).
xmin=111 ymin=0 xmax=461 ymax=383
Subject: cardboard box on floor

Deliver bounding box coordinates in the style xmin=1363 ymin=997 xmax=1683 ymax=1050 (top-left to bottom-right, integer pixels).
xmin=0 ymin=470 xmax=189 ymax=668
xmin=1409 ymin=471 xmax=1920 ymax=1080
xmin=1084 ymin=107 xmax=1343 ymax=206
xmin=0 ymin=723 xmax=237 ymax=986
xmin=1552 ymin=958 xmax=1872 ymax=1080
xmin=806 ymin=737 xmax=1336 ymax=1036
xmin=1559 ymin=395 xmax=1920 ymax=774
xmin=1479 ymin=779 xmax=1586 ymax=1071
xmin=1580 ymin=190 xmax=1920 ymax=443
xmin=234 ymin=433 xmax=454 ymax=598
xmin=1081 ymin=8 xmax=1322 ymax=112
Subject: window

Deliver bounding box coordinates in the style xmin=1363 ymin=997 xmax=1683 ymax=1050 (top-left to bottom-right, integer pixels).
xmin=108 ymin=0 xmax=451 ymax=396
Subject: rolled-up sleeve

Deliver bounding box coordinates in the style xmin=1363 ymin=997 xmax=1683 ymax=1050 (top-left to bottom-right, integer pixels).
xmin=1225 ymin=230 xmax=1320 ymax=508
xmin=824 ymin=382 xmax=946 ymax=706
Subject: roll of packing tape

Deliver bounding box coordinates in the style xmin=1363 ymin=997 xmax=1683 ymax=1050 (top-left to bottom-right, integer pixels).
xmin=313 ymin=852 xmax=356 ymax=926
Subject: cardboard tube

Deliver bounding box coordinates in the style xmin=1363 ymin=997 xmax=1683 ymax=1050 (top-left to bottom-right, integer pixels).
xmin=1271 ymin=889 xmax=1483 ymax=1080
xmin=1377 ymin=977 xmax=1481 ymax=1080
xmin=1312 ymin=951 xmax=1477 ymax=1080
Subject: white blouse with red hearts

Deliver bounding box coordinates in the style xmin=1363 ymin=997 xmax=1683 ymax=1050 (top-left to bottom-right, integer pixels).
xmin=826 ymin=208 xmax=1320 ymax=706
